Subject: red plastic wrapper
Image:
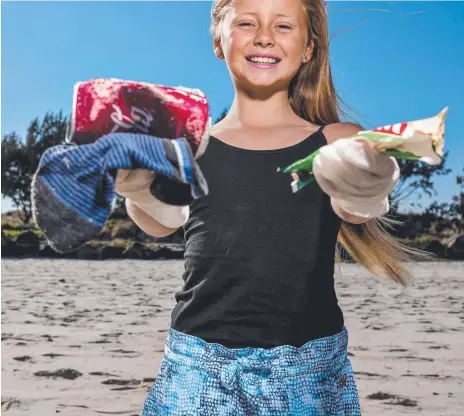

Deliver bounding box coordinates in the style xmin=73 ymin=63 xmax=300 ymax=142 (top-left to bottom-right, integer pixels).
xmin=66 ymin=78 xmax=211 ymax=157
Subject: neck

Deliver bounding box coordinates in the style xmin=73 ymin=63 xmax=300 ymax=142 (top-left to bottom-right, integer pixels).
xmin=225 ymin=87 xmax=299 ymax=130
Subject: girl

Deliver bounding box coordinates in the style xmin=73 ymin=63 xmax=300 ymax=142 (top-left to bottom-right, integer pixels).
xmin=116 ymin=0 xmax=415 ymax=414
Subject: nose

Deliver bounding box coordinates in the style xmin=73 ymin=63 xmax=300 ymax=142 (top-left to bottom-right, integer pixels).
xmin=254 ymin=26 xmax=275 ymax=48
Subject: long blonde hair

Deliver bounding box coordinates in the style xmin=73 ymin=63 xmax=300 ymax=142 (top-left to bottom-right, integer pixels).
xmin=211 ymin=0 xmax=425 ymax=285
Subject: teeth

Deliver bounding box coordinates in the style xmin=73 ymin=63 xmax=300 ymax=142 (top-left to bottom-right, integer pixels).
xmin=250 ymin=57 xmax=278 ymax=64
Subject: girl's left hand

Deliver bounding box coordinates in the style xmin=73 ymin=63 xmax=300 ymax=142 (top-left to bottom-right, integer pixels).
xmin=312 ymin=138 xmax=400 ymax=219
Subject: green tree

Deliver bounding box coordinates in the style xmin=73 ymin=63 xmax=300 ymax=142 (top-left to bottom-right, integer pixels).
xmin=390 ymin=154 xmax=452 ymax=212
xmin=455 ymin=168 xmax=464 ymax=220
xmin=428 ymin=167 xmax=463 ymax=218
xmin=1 ymin=111 xmax=69 ymax=223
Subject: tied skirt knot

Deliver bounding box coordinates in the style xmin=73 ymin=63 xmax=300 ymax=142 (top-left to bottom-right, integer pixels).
xmin=143 ymin=327 xmax=361 ymax=415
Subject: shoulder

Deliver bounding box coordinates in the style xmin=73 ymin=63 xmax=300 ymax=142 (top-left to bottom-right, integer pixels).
xmin=322 ymin=122 xmax=364 ymax=144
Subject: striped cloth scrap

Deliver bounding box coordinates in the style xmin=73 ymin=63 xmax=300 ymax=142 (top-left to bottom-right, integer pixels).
xmin=31 ymin=132 xmax=208 ymax=253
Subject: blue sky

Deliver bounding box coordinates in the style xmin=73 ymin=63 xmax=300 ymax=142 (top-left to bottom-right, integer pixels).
xmin=2 ymin=1 xmax=463 ymax=213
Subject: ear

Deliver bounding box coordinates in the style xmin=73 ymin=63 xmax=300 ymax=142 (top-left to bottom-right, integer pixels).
xmin=303 ymin=39 xmax=315 ymax=63
xmin=213 ymin=39 xmax=225 ymax=60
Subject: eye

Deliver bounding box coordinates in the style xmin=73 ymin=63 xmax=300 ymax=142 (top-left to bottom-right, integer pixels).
xmin=277 ymin=24 xmax=293 ymax=31
xmin=237 ymin=21 xmax=255 ymax=28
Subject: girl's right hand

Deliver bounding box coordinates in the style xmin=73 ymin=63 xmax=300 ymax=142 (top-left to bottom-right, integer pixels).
xmin=114 ymin=169 xmax=189 ymax=229
xmin=115 ymin=169 xmax=156 ymax=198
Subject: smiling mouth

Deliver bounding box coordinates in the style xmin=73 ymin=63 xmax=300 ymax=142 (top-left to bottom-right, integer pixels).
xmin=245 ymin=57 xmax=281 ymax=70
xmin=246 ymin=56 xmax=281 ymax=65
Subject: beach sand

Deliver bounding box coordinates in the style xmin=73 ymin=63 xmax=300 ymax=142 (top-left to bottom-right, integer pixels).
xmin=2 ymin=260 xmax=463 ymax=415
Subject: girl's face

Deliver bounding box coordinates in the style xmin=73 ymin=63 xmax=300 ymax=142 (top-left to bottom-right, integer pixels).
xmin=215 ymin=0 xmax=313 ymax=92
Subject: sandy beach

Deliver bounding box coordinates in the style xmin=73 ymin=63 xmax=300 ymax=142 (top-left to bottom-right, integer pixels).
xmin=2 ymin=260 xmax=463 ymax=415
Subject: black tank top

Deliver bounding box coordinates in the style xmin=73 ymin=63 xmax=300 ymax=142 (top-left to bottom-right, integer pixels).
xmin=170 ymin=127 xmax=344 ymax=349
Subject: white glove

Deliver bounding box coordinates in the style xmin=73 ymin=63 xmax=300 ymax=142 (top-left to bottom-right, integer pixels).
xmin=312 ymin=139 xmax=400 ymax=219
xmin=115 ymin=170 xmax=189 ymax=229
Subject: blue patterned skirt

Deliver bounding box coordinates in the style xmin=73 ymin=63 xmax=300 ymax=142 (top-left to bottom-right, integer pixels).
xmin=143 ymin=327 xmax=361 ymax=415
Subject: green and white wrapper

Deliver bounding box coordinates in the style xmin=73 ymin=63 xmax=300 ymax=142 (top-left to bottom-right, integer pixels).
xmin=279 ymin=107 xmax=448 ymax=193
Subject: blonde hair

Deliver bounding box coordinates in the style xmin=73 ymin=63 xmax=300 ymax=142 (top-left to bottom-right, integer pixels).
xmin=211 ymin=0 xmax=425 ymax=285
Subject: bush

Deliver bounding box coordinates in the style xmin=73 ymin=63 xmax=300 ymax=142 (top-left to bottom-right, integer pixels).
xmin=2 ymin=229 xmax=23 ymax=239
xmin=102 ymin=220 xmax=136 ymax=240
xmin=88 ymin=238 xmax=134 ymax=249
xmin=1 ymin=228 xmax=44 ymax=240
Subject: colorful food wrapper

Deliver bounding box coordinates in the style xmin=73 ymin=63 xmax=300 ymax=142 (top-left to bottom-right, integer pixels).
xmin=279 ymin=107 xmax=448 ymax=193
xmin=67 ymin=78 xmax=211 ymax=157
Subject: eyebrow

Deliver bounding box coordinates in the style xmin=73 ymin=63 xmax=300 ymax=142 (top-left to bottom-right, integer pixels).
xmin=236 ymin=12 xmax=298 ymax=20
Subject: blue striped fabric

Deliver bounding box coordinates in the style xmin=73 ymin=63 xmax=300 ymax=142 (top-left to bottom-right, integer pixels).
xmin=31 ymin=132 xmax=207 ymax=252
